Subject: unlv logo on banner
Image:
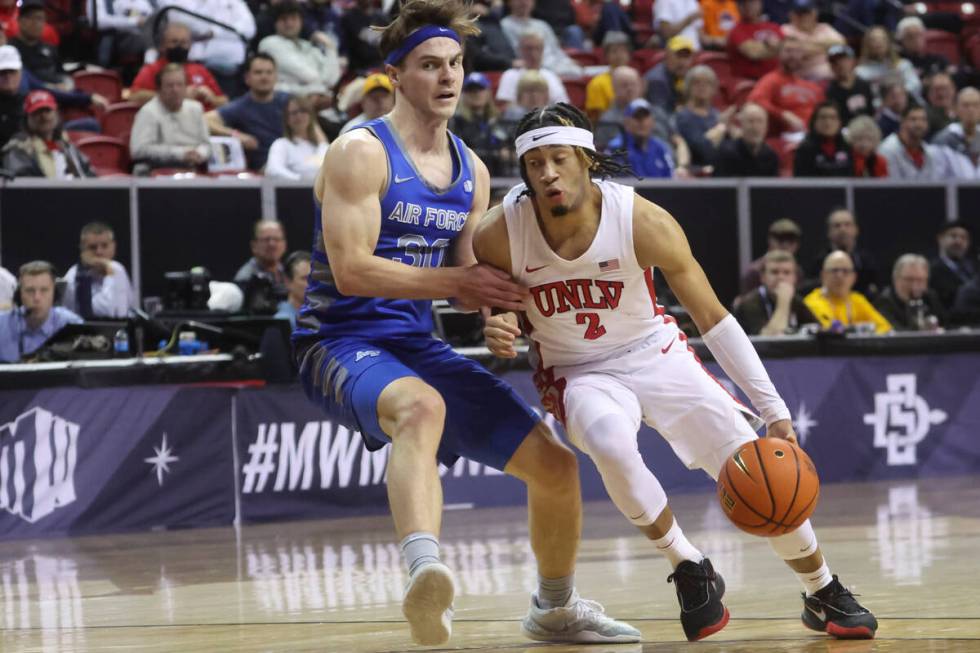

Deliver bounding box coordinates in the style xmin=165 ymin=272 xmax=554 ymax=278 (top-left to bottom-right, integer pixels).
xmin=0 ymin=408 xmax=80 ymax=523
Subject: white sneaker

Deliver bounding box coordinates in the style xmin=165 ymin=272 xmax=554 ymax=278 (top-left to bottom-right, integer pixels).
xmin=521 ymin=590 xmax=641 ymax=643
xmin=402 ymin=563 xmax=456 ymax=646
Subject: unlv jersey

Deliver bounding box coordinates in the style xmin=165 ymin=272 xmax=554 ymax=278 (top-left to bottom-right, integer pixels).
xmin=503 ymin=179 xmax=670 ymax=370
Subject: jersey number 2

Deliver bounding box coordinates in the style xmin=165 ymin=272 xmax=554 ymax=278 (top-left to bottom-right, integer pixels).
xmin=576 ymin=313 xmax=607 ymax=340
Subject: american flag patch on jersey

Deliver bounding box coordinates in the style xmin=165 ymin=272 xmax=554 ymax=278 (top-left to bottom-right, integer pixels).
xmin=598 ymin=258 xmax=620 ymax=272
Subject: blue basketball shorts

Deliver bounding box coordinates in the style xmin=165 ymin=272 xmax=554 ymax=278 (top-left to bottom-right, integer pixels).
xmin=297 ymin=336 xmax=540 ymax=470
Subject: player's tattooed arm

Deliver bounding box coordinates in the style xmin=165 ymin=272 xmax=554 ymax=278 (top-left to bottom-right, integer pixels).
xmin=631 ymin=194 xmax=730 ymax=335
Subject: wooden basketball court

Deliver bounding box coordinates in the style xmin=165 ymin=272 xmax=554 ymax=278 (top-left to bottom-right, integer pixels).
xmin=2 ymin=475 xmax=978 ymax=652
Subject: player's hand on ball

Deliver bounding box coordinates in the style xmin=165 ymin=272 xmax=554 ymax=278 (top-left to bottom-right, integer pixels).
xmin=458 ymin=264 xmax=528 ymax=312
xmin=484 ymin=312 xmax=521 ymax=358
xmin=766 ymin=418 xmax=798 ymax=444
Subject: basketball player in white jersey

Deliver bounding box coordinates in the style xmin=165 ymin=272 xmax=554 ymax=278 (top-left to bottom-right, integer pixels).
xmin=475 ymin=103 xmax=878 ymax=641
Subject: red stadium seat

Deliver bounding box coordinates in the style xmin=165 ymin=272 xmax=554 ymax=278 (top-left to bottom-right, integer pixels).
xmin=924 ymin=29 xmax=961 ymax=65
xmin=483 ymin=70 xmax=503 ymax=94
xmin=729 ymin=78 xmax=756 ymax=107
xmin=631 ymin=48 xmax=664 ymax=72
xmin=568 ymin=49 xmax=600 ymax=66
xmin=60 ymin=105 xmax=96 ymax=122
xmin=77 ymin=135 xmax=130 ymax=175
xmin=64 ymin=130 xmax=89 ymax=144
xmin=72 ymin=70 xmax=123 ymax=104
xmin=100 ymin=102 xmax=140 ymax=142
xmin=632 ymin=22 xmax=655 ymax=47
xmin=967 ymin=32 xmax=980 ymax=69
xmin=564 ymin=78 xmax=589 ymax=108
xmin=631 ymin=0 xmax=655 ymax=25
xmin=695 ymin=51 xmax=732 ymax=81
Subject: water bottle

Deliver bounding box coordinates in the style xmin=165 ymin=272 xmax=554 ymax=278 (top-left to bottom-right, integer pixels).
xmin=178 ymin=331 xmax=199 ymax=356
xmin=113 ymin=328 xmax=129 ymax=356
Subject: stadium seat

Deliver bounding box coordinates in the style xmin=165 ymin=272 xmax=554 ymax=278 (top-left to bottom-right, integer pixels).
xmin=72 ymin=70 xmax=123 ymax=104
xmin=60 ymin=104 xmax=97 ymax=122
xmin=631 ymin=0 xmax=655 ymax=25
xmin=729 ymin=78 xmax=756 ymax=107
xmin=966 ymin=32 xmax=980 ymax=69
xmin=64 ymin=130 xmax=89 ymax=144
xmin=631 ymin=48 xmax=664 ymax=72
xmin=100 ymin=102 xmax=140 ymax=142
xmin=564 ymin=78 xmax=589 ymax=108
xmin=632 ymin=22 xmax=655 ymax=47
xmin=568 ymin=49 xmax=600 ymax=66
xmin=77 ymin=135 xmax=130 ymax=175
xmin=925 ymin=29 xmax=961 ymax=65
xmin=483 ymin=70 xmax=503 ymax=94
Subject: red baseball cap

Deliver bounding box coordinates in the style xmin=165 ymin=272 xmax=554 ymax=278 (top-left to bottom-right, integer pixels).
xmin=24 ymin=89 xmax=57 ymax=114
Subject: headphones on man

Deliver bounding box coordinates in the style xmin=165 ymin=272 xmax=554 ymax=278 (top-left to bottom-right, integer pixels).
xmin=12 ymin=261 xmax=64 ymax=309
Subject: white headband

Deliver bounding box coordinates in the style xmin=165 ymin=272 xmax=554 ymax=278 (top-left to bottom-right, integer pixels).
xmin=515 ymin=126 xmax=596 ymax=158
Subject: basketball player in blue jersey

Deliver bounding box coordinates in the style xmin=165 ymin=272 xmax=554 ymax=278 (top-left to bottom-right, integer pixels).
xmin=292 ymin=1 xmax=640 ymax=646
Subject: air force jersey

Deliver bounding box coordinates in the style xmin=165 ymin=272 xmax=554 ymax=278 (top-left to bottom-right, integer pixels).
xmin=503 ymin=179 xmax=669 ymax=369
xmin=295 ymin=117 xmax=475 ymax=346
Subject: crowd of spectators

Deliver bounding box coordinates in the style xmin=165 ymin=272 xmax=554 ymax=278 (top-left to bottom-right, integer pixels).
xmin=730 ymin=211 xmax=980 ymax=336
xmin=0 ymin=0 xmax=975 ymax=180
xmin=3 ymin=0 xmax=980 ymax=361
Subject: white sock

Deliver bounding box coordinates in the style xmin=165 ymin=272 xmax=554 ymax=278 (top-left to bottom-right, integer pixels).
xmin=400 ymin=532 xmax=440 ymax=577
xmin=652 ymin=518 xmax=704 ymax=569
xmin=798 ymin=561 xmax=833 ymax=596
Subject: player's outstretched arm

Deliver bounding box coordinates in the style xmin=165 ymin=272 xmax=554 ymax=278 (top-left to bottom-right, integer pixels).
xmin=633 ymin=196 xmax=793 ymax=433
xmin=473 ymin=203 xmax=523 ymax=357
xmin=314 ymin=133 xmax=526 ymax=311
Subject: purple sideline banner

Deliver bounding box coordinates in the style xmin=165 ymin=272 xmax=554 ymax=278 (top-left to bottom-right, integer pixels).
xmin=2 ymin=354 xmax=978 ymax=538
xmin=0 ymin=387 xmax=235 ymax=539
xmin=233 ymin=354 xmax=980 ymax=523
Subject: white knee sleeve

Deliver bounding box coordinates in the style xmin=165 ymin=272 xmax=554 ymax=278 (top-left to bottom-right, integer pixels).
xmin=768 ymin=520 xmax=818 ymax=560
xmin=578 ymin=413 xmax=668 ymax=527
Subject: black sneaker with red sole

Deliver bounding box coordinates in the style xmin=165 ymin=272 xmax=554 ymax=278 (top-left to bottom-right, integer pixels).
xmin=667 ymin=557 xmax=730 ymax=642
xmin=801 ymin=575 xmax=877 ymax=639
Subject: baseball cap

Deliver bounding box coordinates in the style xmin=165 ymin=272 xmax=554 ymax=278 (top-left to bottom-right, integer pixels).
xmin=827 ymin=44 xmax=855 ymax=60
xmin=363 ymin=73 xmax=393 ymax=95
xmin=667 ymin=35 xmax=695 ymax=53
xmin=769 ymin=218 xmax=802 ymax=239
xmin=23 ymin=89 xmax=57 ymax=114
xmin=624 ymin=98 xmax=653 ymax=118
xmin=463 ymin=72 xmax=490 ymax=90
xmin=790 ymin=0 xmax=815 ymax=11
xmin=0 ymin=45 xmax=22 ymax=72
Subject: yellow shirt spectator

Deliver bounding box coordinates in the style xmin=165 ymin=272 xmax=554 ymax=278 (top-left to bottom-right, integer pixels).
xmin=585 ymin=72 xmax=614 ymax=121
xmin=803 ymin=288 xmax=893 ymax=333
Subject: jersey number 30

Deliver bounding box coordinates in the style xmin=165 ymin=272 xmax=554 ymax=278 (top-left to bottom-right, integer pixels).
xmin=576 ymin=313 xmax=607 ymax=340
xmin=395 ymin=235 xmax=451 ymax=268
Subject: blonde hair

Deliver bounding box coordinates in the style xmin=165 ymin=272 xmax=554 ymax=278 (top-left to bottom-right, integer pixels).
xmin=860 ymin=26 xmax=900 ymax=66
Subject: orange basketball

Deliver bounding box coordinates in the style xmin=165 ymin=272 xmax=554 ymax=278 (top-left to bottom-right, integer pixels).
xmin=717 ymin=438 xmax=820 ymax=537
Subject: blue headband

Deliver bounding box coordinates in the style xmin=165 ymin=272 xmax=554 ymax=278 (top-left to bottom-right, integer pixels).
xmin=384 ymin=25 xmax=461 ymax=66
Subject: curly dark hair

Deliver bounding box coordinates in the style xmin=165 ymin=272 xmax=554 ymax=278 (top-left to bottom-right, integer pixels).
xmin=514 ymin=102 xmax=634 ymax=196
